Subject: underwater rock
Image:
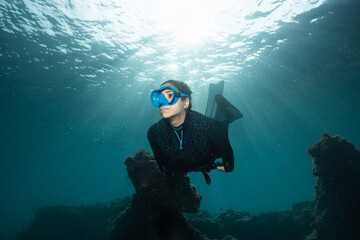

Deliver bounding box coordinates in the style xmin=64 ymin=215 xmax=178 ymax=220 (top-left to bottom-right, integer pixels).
xmin=16 ymin=198 xmax=314 ymax=240
xmin=110 ymin=149 xmax=203 ymax=240
xmin=305 ymin=133 xmax=360 ymax=240
xmin=16 ymin=198 xmax=131 ymax=240
xmin=187 ymin=201 xmax=314 ymax=240
xmin=18 ymin=133 xmax=360 ymax=240
xmin=123 ymin=149 xmax=201 ymax=213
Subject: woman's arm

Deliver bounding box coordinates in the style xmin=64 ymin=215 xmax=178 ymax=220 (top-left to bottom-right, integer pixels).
xmin=147 ymin=127 xmax=170 ymax=176
xmin=211 ymin=122 xmax=234 ymax=172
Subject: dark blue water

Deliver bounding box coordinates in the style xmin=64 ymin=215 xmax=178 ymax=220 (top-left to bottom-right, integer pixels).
xmin=1 ymin=0 xmax=360 ymax=239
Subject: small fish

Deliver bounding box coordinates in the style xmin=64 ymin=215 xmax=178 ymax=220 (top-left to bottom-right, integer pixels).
xmin=113 ymin=138 xmax=124 ymax=150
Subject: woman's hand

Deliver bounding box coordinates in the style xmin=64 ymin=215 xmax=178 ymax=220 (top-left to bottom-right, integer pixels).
xmin=217 ymin=165 xmax=225 ymax=172
xmin=216 ymin=162 xmax=233 ymax=172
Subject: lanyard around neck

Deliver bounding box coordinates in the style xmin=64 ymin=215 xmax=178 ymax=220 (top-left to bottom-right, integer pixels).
xmin=173 ymin=126 xmax=183 ymax=150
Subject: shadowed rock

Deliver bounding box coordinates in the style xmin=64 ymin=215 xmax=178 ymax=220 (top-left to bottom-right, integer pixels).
xmin=186 ymin=201 xmax=314 ymax=240
xmin=16 ymin=134 xmax=360 ymax=240
xmin=16 ymin=198 xmax=131 ymax=240
xmin=110 ymin=149 xmax=203 ymax=240
xmin=306 ymin=133 xmax=360 ymax=240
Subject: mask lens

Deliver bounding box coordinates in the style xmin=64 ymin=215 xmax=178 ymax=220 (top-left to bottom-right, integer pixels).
xmin=150 ymin=86 xmax=181 ymax=107
xmin=160 ymin=88 xmax=175 ymax=104
xmin=150 ymin=90 xmax=164 ymax=107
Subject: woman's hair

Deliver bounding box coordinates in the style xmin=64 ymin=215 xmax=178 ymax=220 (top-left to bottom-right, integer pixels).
xmin=161 ymin=79 xmax=192 ymax=111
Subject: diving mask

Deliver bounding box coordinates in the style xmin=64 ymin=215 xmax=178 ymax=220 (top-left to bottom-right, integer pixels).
xmin=150 ymin=85 xmax=190 ymax=107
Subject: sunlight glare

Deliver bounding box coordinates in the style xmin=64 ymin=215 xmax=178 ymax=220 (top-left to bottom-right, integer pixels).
xmin=150 ymin=0 xmax=220 ymax=44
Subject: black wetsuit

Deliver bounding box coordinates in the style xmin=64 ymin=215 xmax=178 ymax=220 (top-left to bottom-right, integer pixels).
xmin=147 ymin=110 xmax=234 ymax=177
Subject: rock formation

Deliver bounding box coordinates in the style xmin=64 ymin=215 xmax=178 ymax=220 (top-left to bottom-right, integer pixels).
xmin=16 ymin=198 xmax=314 ymax=240
xmin=306 ymin=133 xmax=360 ymax=240
xmin=17 ymin=134 xmax=360 ymax=240
xmin=110 ymin=149 xmax=203 ymax=240
xmin=16 ymin=198 xmax=131 ymax=240
xmin=186 ymin=201 xmax=314 ymax=240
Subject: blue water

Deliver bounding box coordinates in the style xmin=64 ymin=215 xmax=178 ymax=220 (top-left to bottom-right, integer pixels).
xmin=1 ymin=0 xmax=360 ymax=239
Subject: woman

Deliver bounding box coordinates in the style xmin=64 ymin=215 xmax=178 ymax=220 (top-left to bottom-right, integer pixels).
xmin=147 ymin=80 xmax=236 ymax=184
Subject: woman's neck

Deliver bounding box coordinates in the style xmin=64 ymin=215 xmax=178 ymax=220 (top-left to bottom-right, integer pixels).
xmin=169 ymin=111 xmax=186 ymax=127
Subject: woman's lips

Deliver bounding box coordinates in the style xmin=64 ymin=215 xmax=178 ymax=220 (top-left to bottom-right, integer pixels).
xmin=160 ymin=107 xmax=170 ymax=112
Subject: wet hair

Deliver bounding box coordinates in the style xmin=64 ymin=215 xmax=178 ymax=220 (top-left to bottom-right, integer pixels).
xmin=161 ymin=79 xmax=192 ymax=111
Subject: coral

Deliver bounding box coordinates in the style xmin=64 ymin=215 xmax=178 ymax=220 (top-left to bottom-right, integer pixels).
xmin=306 ymin=133 xmax=360 ymax=240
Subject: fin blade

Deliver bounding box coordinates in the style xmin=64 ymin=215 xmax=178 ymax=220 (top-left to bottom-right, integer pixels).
xmin=205 ymin=81 xmax=224 ymax=117
xmin=213 ymin=94 xmax=243 ymax=123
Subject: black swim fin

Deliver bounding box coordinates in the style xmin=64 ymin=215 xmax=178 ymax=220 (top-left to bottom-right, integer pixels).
xmin=213 ymin=94 xmax=243 ymax=124
xmin=205 ymin=81 xmax=224 ymax=118
xmin=205 ymin=81 xmax=243 ymax=124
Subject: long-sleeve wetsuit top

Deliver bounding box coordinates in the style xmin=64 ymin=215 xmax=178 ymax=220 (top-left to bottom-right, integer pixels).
xmin=147 ymin=110 xmax=234 ymax=175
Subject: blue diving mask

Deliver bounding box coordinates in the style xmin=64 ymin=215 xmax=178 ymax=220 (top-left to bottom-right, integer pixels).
xmin=150 ymin=85 xmax=190 ymax=107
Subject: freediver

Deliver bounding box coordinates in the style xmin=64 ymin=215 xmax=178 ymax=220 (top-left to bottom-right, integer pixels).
xmin=147 ymin=80 xmax=242 ymax=184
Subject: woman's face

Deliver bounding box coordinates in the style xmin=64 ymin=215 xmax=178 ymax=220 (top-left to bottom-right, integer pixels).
xmin=159 ymin=84 xmax=189 ymax=119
